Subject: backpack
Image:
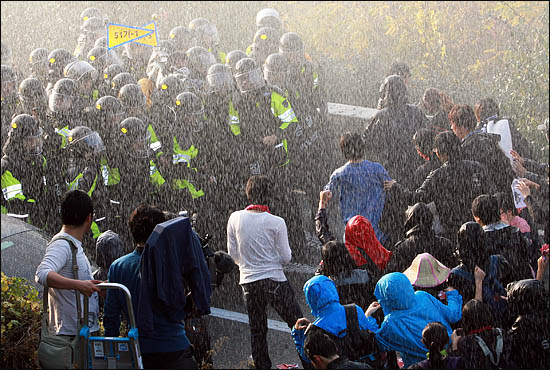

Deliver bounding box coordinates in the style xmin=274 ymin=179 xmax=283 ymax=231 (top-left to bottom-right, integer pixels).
xmin=451 ymin=256 xmax=508 ymax=313
xmin=473 ymin=328 xmax=504 ymax=369
xmin=317 ymin=304 xmax=385 ymax=367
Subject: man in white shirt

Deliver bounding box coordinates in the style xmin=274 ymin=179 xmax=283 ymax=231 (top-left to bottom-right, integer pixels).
xmin=227 ymin=175 xmax=303 ymax=370
xmin=35 ymin=189 xmax=103 ymax=338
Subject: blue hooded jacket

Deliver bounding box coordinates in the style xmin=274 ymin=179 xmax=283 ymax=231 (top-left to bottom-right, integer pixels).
xmin=291 ymin=275 xmax=378 ymax=363
xmin=374 ymin=272 xmax=462 ymax=368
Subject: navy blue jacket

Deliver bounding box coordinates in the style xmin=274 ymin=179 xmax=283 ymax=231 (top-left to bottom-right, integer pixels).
xmin=137 ymin=217 xmax=211 ymax=338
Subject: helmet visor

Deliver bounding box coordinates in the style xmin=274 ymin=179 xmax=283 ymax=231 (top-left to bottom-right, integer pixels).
xmin=235 ymin=67 xmax=265 ymax=93
xmin=71 ymin=131 xmax=106 ymax=154
xmin=125 ymin=130 xmax=151 ymax=158
xmin=206 ymin=71 xmax=234 ymax=93
xmin=23 ymin=126 xmax=44 ymax=156
xmin=48 ymin=91 xmax=77 ymax=112
xmin=263 ymin=68 xmax=288 ymax=89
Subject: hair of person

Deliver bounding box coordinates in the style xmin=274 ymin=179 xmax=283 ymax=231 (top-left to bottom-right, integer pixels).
xmin=389 ymin=61 xmax=410 ymax=78
xmin=320 ymin=240 xmax=357 ymax=278
xmin=471 ymin=194 xmax=501 ymax=225
xmin=245 ymin=175 xmax=274 ymax=205
xmin=448 ymin=104 xmax=477 ymax=131
xmin=304 ymin=329 xmax=339 ymax=361
xmin=439 ymin=91 xmax=455 ymax=114
xmin=128 ymin=203 xmax=166 ymax=245
xmin=456 ymin=221 xmax=489 ymax=268
xmin=422 ymin=88 xmax=441 ymax=111
xmin=493 ymin=191 xmax=517 ymax=216
xmin=474 ymin=97 xmax=499 ymax=122
xmin=413 ymin=127 xmax=437 ymax=157
xmin=433 ymin=130 xmax=461 ymax=159
xmin=421 ymin=322 xmax=449 ymax=369
xmin=60 ymin=189 xmax=93 ymax=226
xmin=461 ymin=299 xmax=495 ymax=334
xmin=339 ymin=132 xmax=364 ymax=161
xmin=95 ymin=230 xmax=124 ymax=269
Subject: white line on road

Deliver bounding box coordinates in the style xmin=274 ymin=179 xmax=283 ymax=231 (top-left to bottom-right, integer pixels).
xmin=210 ymin=307 xmax=291 ymax=333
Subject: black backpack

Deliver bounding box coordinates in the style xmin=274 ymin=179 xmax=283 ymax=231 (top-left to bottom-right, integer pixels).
xmin=316 ymin=304 xmax=391 ymax=368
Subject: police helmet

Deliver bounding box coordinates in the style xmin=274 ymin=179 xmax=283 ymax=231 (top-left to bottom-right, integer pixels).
xmin=67 ymin=126 xmax=106 ymax=157
xmin=81 ymin=16 xmax=106 ymax=35
xmin=6 ymin=114 xmax=43 ymax=156
xmin=225 ymin=50 xmax=247 ymax=75
xmin=29 ymin=48 xmax=50 ymax=72
xmin=169 ymin=26 xmax=196 ymax=52
xmin=186 ymin=46 xmax=216 ymax=78
xmin=157 ymin=75 xmax=186 ymax=104
xmin=256 ymin=8 xmax=281 ymax=30
xmin=95 ymin=95 xmax=124 ymax=118
xmin=253 ymin=27 xmax=281 ymax=52
xmin=206 ymin=63 xmax=234 ymax=94
xmin=118 ymin=83 xmax=146 ymax=109
xmin=18 ymin=77 xmax=47 ymax=107
xmin=48 ymin=48 xmax=77 ymax=78
xmin=80 ymin=7 xmax=104 ymax=23
xmin=279 ymin=32 xmax=304 ymax=56
xmin=111 ymin=72 xmax=137 ymax=96
xmin=118 ymin=117 xmax=151 ymax=158
xmin=64 ymin=60 xmax=99 ymax=83
xmin=1 ymin=64 xmax=17 ymax=83
xmin=103 ymin=64 xmax=125 ymax=83
xmin=48 ymin=78 xmax=78 ymax=113
xmin=234 ymin=58 xmax=265 ymax=93
xmin=263 ymin=53 xmax=288 ymax=88
xmin=189 ymin=18 xmax=220 ymax=46
xmin=87 ymin=46 xmax=110 ymax=67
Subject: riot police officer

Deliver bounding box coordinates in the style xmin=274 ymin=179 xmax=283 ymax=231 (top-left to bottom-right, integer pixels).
xmin=63 ymin=60 xmax=100 ymax=107
xmin=110 ymin=72 xmax=137 ymax=98
xmin=46 ymin=48 xmax=77 ymax=96
xmin=74 ymin=16 xmax=106 ymax=60
xmin=169 ymin=26 xmax=196 ymax=53
xmin=1 ymin=114 xmax=47 ymax=227
xmin=249 ymin=27 xmax=281 ymax=67
xmin=189 ymin=18 xmax=225 ymax=63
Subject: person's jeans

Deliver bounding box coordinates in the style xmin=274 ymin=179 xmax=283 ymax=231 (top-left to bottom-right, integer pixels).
xmin=242 ymin=279 xmax=303 ymax=370
xmin=142 ymin=346 xmax=197 ymax=369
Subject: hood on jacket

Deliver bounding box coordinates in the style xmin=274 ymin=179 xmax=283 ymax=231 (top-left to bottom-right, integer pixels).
xmin=374 ymin=272 xmax=416 ymax=315
xmin=304 ymin=275 xmax=341 ymax=318
xmin=345 ymin=215 xmax=392 ymax=271
xmin=377 ymin=74 xmax=408 ymax=110
xmin=507 ymin=279 xmax=547 ymax=316
xmin=404 ymin=202 xmax=433 ymax=237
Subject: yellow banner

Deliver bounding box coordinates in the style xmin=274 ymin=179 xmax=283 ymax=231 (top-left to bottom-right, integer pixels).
xmin=107 ymin=23 xmax=153 ymax=50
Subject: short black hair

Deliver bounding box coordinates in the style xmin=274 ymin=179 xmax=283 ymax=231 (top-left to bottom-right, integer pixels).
xmin=339 ymin=132 xmax=364 ymax=161
xmin=60 ymin=190 xmax=93 ymax=226
xmin=245 ymin=175 xmax=274 ymax=205
xmin=321 ymin=241 xmax=356 ymax=277
xmin=304 ymin=329 xmax=339 ymax=360
xmin=449 ymin=104 xmax=477 ymax=131
xmin=128 ymin=203 xmax=166 ymax=244
xmin=476 ymin=97 xmax=499 ymax=121
xmin=471 ymin=194 xmax=501 ymax=225
xmin=413 ymin=128 xmax=437 ymax=157
xmin=462 ymin=299 xmax=495 ymax=334
xmin=389 ymin=61 xmax=410 ymax=78
xmin=494 ymin=191 xmax=517 ymax=215
xmin=433 ymin=130 xmax=461 ymax=159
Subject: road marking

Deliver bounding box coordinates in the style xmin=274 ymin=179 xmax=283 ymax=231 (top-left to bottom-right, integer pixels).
xmin=210 ymin=307 xmax=291 ymax=333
